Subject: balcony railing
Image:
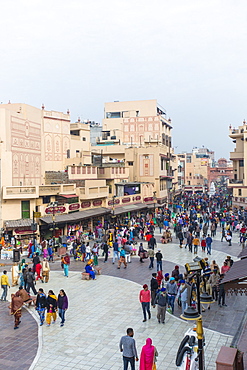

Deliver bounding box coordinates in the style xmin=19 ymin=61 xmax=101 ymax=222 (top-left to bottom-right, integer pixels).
xmin=229 ymin=179 xmax=243 ymax=184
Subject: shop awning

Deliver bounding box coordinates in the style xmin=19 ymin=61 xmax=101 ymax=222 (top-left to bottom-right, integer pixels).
xmin=59 ymin=194 xmax=78 ymax=198
xmin=40 ymin=207 xmax=111 ymax=224
xmin=5 ymin=219 xmax=33 ymax=228
xmin=221 ymin=259 xmax=247 ymax=284
xmin=114 ymin=203 xmax=148 ymax=215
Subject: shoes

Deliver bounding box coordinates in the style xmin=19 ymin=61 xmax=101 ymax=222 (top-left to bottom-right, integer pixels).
xmin=219 ymin=305 xmax=222 ymax=307
xmin=153 ymin=305 xmax=156 ymax=308
xmin=158 ymin=320 xmax=160 ymax=323
xmin=52 ymin=321 xmax=56 ymax=324
xmin=124 ymin=267 xmax=127 ymax=269
xmin=222 ymin=304 xmax=227 ymax=307
xmin=143 ymin=319 xmax=147 ymax=322
xmin=46 ymin=324 xmax=50 ymax=327
xmin=162 ymin=322 xmax=165 ymax=324
xmin=14 ymin=327 xmax=19 ymax=330
xmin=208 ymin=306 xmax=210 ymax=310
xmin=117 ymin=267 xmax=120 ymax=269
xmin=40 ymin=323 xmax=43 ymax=326
xmin=60 ymin=323 xmax=64 ymax=327
xmin=148 ymin=313 xmax=151 ymax=320
xmin=112 ymin=262 xmax=114 ymax=264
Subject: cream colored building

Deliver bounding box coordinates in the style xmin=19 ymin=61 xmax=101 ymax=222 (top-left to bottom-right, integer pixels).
xmin=228 ymin=122 xmax=247 ymax=207
xmin=93 ymin=99 xmax=175 ymax=205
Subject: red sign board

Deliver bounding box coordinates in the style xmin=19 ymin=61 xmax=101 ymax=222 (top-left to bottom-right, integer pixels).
xmin=144 ymin=197 xmax=154 ymax=202
xmin=108 ymin=199 xmax=120 ymax=206
xmin=122 ymin=197 xmax=130 ymax=204
xmin=69 ymin=203 xmax=80 ymax=211
xmin=93 ymin=200 xmax=102 ymax=207
xmin=81 ymin=201 xmax=91 ymax=208
xmin=45 ymin=206 xmax=66 ymax=214
xmin=136 ymin=196 xmax=141 ymax=201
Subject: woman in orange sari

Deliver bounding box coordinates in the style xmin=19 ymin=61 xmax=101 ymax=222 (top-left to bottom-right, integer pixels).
xmin=139 ymin=338 xmax=158 ymax=370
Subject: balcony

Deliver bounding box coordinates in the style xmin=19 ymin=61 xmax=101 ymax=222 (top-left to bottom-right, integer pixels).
xmin=230 ymin=151 xmax=244 ymax=160
xmin=78 ymin=185 xmax=108 ymax=200
xmin=228 ymin=179 xmax=244 ymax=187
xmin=3 ymin=186 xmax=38 ymax=199
xmin=97 ymin=166 xmax=129 ymax=179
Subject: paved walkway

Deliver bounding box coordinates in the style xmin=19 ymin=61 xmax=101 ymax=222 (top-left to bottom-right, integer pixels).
xmin=0 ymin=228 xmax=246 ymax=369
xmin=23 ymin=272 xmax=232 ymax=370
xmin=0 ymin=301 xmax=38 ymax=370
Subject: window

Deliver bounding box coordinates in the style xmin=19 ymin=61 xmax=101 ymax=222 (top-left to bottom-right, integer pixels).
xmin=77 ymin=166 xmax=81 ymax=174
xmin=186 ymin=156 xmax=192 ymax=163
xmin=106 ymin=112 xmax=121 ymax=118
xmin=136 ymin=111 xmax=140 ymax=117
xmin=239 ymin=160 xmax=244 ymax=167
xmin=128 ymin=161 xmax=134 ymax=166
xmin=82 ymin=137 xmax=86 ymax=141
xmin=87 ymin=167 xmax=91 ymax=174
xmin=239 ymin=189 xmax=242 ymax=196
xmin=42 ymin=196 xmax=50 ymax=204
xmin=21 ymin=201 xmax=30 ymax=219
xmin=71 ymin=166 xmax=75 ymax=174
xmin=92 ymin=167 xmax=96 ymax=174
xmin=82 ymin=167 xmax=86 ymax=174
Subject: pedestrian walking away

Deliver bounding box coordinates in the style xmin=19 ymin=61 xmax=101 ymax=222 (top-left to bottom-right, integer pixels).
xmin=119 ymin=327 xmax=138 ymax=370
xmin=1 ymin=270 xmax=10 ymax=301
xmin=139 ymin=338 xmax=158 ymax=370
xmin=166 ymin=277 xmax=177 ymax=314
xmin=58 ymin=289 xmax=68 ymax=327
xmin=150 ymin=273 xmax=158 ymax=307
xmin=154 ymin=287 xmax=168 ymax=324
xmin=139 ymin=284 xmax=151 ymax=322
xmin=155 ymin=249 xmax=163 ymax=272
xmin=63 ymin=253 xmax=70 ymax=277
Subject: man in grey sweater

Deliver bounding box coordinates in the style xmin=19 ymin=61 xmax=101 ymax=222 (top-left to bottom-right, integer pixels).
xmin=119 ymin=327 xmax=138 ymax=369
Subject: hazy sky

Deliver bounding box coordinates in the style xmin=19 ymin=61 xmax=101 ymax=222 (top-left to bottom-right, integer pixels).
xmin=1 ymin=0 xmax=246 ymax=159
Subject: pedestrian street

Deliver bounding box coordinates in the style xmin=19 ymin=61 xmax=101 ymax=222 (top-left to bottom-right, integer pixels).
xmin=11 ymin=272 xmax=232 ymax=370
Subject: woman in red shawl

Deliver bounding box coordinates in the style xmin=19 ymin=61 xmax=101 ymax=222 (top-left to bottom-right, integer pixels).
xmin=35 ymin=262 xmax=43 ymax=282
xmin=139 ymin=338 xmax=158 ymax=370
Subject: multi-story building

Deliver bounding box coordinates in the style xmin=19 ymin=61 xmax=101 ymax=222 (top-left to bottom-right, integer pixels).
xmin=228 ymin=122 xmax=247 ymax=207
xmin=93 ymin=99 xmax=176 ymax=205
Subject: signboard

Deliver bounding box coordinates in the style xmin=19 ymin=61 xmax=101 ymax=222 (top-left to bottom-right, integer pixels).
xmin=144 ymin=197 xmax=154 ymax=202
xmin=45 ymin=206 xmax=66 ymax=214
xmin=108 ymin=199 xmax=120 ymax=206
xmin=93 ymin=200 xmax=102 ymax=207
xmin=135 ymin=196 xmax=141 ymax=201
xmin=69 ymin=203 xmax=80 ymax=211
xmin=122 ymin=197 xmax=131 ymax=204
xmin=81 ymin=201 xmax=91 ymax=208
xmin=33 ymin=212 xmax=41 ymax=218
xmin=14 ymin=228 xmax=34 ymax=235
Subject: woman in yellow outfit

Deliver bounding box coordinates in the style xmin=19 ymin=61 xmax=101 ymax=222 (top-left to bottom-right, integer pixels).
xmin=46 ymin=290 xmax=57 ymax=326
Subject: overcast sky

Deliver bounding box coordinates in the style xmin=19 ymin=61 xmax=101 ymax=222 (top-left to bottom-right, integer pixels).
xmin=1 ymin=0 xmax=246 ymax=159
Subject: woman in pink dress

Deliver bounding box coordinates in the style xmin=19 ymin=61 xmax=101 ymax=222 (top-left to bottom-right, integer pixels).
xmin=139 ymin=338 xmax=158 ymax=370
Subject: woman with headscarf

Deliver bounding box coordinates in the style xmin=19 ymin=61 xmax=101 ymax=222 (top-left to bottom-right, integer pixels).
xmin=139 ymin=338 xmax=158 ymax=370
xmin=156 ymin=270 xmax=163 ymax=288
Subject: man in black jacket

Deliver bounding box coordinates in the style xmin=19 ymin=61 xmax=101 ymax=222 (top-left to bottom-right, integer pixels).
xmin=150 ymin=273 xmax=159 ymax=308
xmin=35 ymin=288 xmax=46 ymax=326
xmin=26 ymin=268 xmax=37 ymax=295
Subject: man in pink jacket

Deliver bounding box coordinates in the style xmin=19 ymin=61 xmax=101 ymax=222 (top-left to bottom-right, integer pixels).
xmin=139 ymin=284 xmax=151 ymax=322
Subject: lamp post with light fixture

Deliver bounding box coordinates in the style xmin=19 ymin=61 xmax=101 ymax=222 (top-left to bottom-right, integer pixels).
xmin=180 ymin=259 xmax=214 ymax=370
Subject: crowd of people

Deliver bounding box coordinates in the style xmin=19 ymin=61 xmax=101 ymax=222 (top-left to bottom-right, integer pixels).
xmin=0 ymin=190 xmax=245 ymax=369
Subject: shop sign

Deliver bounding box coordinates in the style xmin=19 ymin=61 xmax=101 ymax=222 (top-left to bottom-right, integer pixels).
xmin=144 ymin=197 xmax=154 ymax=202
xmin=69 ymin=203 xmax=80 ymax=211
xmin=45 ymin=206 xmax=66 ymax=214
xmin=81 ymin=201 xmax=91 ymax=208
xmin=14 ymin=227 xmax=34 ymax=234
xmin=108 ymin=199 xmax=120 ymax=206
xmin=93 ymin=200 xmax=102 ymax=207
xmin=135 ymin=196 xmax=141 ymax=201
xmin=122 ymin=197 xmax=130 ymax=203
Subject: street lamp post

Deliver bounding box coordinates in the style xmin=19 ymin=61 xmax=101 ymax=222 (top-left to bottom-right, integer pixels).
xmin=153 ymin=191 xmax=157 ymax=218
xmin=181 ymin=261 xmax=214 ymax=370
xmin=49 ymin=201 xmax=58 ymax=250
